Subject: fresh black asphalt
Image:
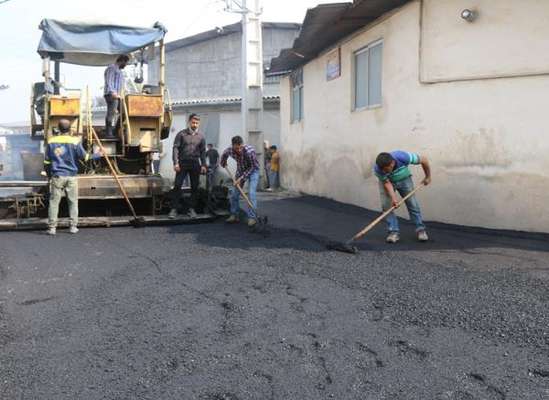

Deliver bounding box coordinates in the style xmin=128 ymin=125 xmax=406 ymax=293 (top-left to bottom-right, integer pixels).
xmin=0 ymin=193 xmax=548 ymax=399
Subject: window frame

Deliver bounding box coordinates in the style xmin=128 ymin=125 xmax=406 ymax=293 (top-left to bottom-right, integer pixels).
xmin=290 ymin=68 xmax=304 ymax=123
xmin=352 ymin=39 xmax=383 ymax=112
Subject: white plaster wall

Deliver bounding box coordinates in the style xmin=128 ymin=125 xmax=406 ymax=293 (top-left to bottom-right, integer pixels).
xmin=421 ymin=0 xmax=549 ymax=82
xmin=280 ymin=0 xmax=549 ymax=232
xmin=159 ymin=107 xmax=281 ymax=182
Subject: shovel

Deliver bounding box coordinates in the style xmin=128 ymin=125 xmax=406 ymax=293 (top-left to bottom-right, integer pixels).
xmin=224 ymin=167 xmax=268 ymax=233
xmin=327 ymin=183 xmax=425 ymax=254
xmin=90 ymin=127 xmax=146 ymax=228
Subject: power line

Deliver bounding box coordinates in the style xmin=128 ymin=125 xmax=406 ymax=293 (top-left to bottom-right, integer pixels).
xmin=0 ymin=0 xmax=14 ymax=5
xmin=179 ymin=0 xmax=226 ymax=37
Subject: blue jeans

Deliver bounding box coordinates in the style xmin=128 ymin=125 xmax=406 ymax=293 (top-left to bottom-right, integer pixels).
xmin=379 ymin=177 xmax=426 ymax=233
xmin=269 ymin=171 xmax=279 ymax=189
xmin=230 ymin=170 xmax=259 ymax=219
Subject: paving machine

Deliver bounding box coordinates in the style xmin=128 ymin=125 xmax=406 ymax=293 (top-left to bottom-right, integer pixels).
xmin=0 ymin=19 xmax=228 ymax=230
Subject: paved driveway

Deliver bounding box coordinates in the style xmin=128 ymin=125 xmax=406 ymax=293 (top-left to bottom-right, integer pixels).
xmin=1 ymin=193 xmax=548 ymax=399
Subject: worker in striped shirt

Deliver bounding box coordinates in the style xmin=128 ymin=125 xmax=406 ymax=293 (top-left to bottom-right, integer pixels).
xmin=220 ymin=136 xmax=260 ymax=227
xmin=374 ymin=151 xmax=431 ymax=243
xmin=103 ymin=55 xmax=129 ymax=138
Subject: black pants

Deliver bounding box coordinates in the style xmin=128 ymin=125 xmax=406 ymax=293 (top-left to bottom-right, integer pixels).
xmin=104 ymin=94 xmax=119 ymax=136
xmin=171 ymin=159 xmax=201 ymax=210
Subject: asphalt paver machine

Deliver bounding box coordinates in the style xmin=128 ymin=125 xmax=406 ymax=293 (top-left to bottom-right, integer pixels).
xmin=0 ymin=19 xmax=228 ymax=230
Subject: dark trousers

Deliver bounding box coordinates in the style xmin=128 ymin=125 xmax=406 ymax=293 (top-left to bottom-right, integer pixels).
xmin=171 ymin=159 xmax=201 ymax=210
xmin=104 ymin=94 xmax=119 ymax=136
xmin=207 ymin=165 xmax=217 ymax=190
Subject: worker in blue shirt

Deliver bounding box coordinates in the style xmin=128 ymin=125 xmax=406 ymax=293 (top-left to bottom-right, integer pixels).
xmin=43 ymin=119 xmax=102 ymax=235
xmin=103 ymin=55 xmax=129 ymax=138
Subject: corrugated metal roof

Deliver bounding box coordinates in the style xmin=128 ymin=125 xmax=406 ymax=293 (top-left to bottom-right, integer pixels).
xmin=171 ymin=95 xmax=280 ymax=107
xmin=166 ymin=22 xmax=301 ymax=53
xmin=92 ymin=95 xmax=280 ymax=112
xmin=268 ymin=0 xmax=411 ymax=74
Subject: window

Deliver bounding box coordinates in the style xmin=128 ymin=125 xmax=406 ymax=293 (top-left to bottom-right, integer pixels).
xmin=290 ymin=69 xmax=303 ymax=122
xmin=354 ymin=41 xmax=383 ymax=110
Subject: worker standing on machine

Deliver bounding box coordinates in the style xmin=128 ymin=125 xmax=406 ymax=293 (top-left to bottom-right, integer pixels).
xmin=103 ymin=55 xmax=129 ymax=138
xmin=169 ymin=114 xmax=207 ymax=219
xmin=44 ymin=119 xmax=103 ymax=235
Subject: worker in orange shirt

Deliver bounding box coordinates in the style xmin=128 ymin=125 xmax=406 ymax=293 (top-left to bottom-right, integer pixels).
xmin=268 ymin=145 xmax=280 ymax=190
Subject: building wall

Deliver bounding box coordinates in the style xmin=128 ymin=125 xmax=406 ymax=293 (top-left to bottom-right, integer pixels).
xmin=149 ymin=27 xmax=299 ymax=101
xmin=279 ymin=0 xmax=549 ymax=232
xmin=0 ymin=134 xmax=41 ymax=180
xmin=157 ymin=105 xmax=281 ymax=181
xmin=421 ymin=0 xmax=549 ymax=82
xmin=147 ymin=25 xmax=298 ymax=182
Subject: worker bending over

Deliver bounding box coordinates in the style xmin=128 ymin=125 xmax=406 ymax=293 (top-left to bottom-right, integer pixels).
xmin=374 ymin=151 xmax=431 ymax=243
xmin=220 ymin=135 xmax=260 ymax=227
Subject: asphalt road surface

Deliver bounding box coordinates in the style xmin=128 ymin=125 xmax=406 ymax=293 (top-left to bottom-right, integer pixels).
xmin=1 ymin=193 xmax=548 ymax=399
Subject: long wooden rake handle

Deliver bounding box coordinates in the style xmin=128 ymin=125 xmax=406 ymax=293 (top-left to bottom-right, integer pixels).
xmin=224 ymin=167 xmax=257 ymax=212
xmin=351 ymin=183 xmax=425 ymax=242
xmin=90 ymin=127 xmax=139 ymax=219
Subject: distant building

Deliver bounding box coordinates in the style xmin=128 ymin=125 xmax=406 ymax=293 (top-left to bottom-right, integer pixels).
xmin=148 ymin=22 xmax=300 ymax=179
xmin=270 ymin=0 xmax=549 ymax=232
xmin=0 ymin=126 xmax=41 ymax=180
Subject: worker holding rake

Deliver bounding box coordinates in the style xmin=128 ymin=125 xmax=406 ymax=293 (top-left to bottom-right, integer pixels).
xmin=374 ymin=151 xmax=431 ymax=243
xmin=220 ymin=135 xmax=260 ymax=227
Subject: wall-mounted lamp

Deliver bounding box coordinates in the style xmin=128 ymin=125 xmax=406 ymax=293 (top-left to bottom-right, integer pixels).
xmin=461 ymin=9 xmax=478 ymax=22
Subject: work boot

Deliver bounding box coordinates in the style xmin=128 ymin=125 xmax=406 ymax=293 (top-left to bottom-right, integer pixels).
xmin=225 ymin=215 xmax=239 ymax=224
xmin=168 ymin=209 xmax=178 ymax=219
xmin=385 ymin=232 xmax=400 ymax=244
xmin=69 ymin=226 xmax=79 ymax=234
xmin=248 ymin=218 xmax=257 ymax=228
xmin=188 ymin=208 xmax=197 ymax=219
xmin=104 ymin=125 xmax=115 ymax=139
xmin=417 ymin=230 xmax=429 ymax=242
xmin=47 ymin=227 xmax=56 ymax=236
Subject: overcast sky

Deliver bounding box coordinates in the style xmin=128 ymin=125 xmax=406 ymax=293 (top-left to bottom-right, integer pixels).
xmin=0 ymin=0 xmax=338 ymax=124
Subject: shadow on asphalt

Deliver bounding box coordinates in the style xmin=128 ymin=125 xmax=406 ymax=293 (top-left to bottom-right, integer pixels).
xmin=167 ymin=195 xmax=549 ymax=254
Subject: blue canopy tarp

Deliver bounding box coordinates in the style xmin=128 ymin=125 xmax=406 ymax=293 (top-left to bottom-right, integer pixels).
xmin=37 ymin=19 xmax=166 ymax=66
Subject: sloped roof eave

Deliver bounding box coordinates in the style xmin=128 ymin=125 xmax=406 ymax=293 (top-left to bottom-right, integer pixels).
xmin=268 ymin=0 xmax=412 ymax=74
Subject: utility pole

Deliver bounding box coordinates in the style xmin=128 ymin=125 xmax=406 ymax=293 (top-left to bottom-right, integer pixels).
xmin=225 ymin=0 xmax=266 ymax=187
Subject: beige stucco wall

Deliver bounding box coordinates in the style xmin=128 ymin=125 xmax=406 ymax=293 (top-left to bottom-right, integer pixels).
xmin=421 ymin=0 xmax=549 ymax=82
xmin=280 ymin=0 xmax=549 ymax=232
